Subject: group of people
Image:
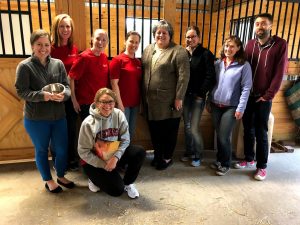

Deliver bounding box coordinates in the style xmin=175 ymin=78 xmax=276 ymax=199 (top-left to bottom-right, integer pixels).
xmin=15 ymin=12 xmax=287 ymax=199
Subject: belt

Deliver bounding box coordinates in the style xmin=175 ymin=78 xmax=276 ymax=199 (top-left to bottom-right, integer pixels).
xmin=212 ymin=102 xmax=229 ymax=108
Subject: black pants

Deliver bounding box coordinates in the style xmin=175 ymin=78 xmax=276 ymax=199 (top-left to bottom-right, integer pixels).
xmin=79 ymin=104 xmax=91 ymax=121
xmin=148 ymin=118 xmax=181 ymax=161
xmin=82 ymin=145 xmax=145 ymax=197
xmin=243 ymin=96 xmax=272 ymax=169
xmin=65 ymin=99 xmax=79 ymax=165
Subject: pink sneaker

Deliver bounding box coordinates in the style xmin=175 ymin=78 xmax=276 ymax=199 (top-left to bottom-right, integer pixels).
xmin=234 ymin=160 xmax=255 ymax=169
xmin=254 ymin=169 xmax=267 ymax=181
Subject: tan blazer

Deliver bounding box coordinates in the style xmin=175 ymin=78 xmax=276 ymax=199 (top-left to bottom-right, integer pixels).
xmin=142 ymin=42 xmax=190 ymax=120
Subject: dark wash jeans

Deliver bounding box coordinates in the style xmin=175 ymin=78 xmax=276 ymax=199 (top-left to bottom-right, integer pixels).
xmin=211 ymin=104 xmax=237 ymax=168
xmin=183 ymin=94 xmax=205 ymax=159
xmin=242 ymin=96 xmax=272 ymax=169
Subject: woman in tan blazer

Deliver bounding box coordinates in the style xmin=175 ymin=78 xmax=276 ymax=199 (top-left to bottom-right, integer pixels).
xmin=142 ymin=20 xmax=190 ymax=170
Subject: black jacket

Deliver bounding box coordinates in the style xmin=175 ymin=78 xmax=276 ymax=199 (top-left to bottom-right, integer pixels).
xmin=186 ymin=44 xmax=216 ymax=98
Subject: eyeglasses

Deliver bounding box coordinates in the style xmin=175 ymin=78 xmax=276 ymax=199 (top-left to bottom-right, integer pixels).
xmin=98 ymin=100 xmax=115 ymax=105
xmin=185 ymin=35 xmax=198 ymax=39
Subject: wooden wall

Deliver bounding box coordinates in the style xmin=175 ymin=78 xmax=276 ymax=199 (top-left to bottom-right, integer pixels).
xmin=0 ymin=0 xmax=299 ymax=162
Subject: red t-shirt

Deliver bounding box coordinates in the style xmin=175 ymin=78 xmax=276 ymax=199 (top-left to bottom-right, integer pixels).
xmin=51 ymin=45 xmax=78 ymax=73
xmin=69 ymin=48 xmax=109 ymax=105
xmin=109 ymin=53 xmax=142 ymax=107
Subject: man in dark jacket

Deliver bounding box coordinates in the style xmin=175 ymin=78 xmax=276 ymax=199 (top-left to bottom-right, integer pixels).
xmin=181 ymin=26 xmax=216 ymax=167
xmin=234 ymin=13 xmax=288 ymax=181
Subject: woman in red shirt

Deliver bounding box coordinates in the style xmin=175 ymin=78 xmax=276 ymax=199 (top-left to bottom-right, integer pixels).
xmin=51 ymin=14 xmax=79 ymax=171
xmin=110 ymin=31 xmax=142 ymax=139
xmin=69 ymin=29 xmax=109 ymax=121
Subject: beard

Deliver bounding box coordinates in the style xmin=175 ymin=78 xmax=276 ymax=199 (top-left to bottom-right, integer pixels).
xmin=256 ymin=29 xmax=270 ymax=39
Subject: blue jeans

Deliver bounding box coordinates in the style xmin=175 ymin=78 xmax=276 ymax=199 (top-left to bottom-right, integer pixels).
xmin=211 ymin=104 xmax=237 ymax=167
xmin=24 ymin=118 xmax=68 ymax=181
xmin=183 ymin=95 xmax=205 ymax=159
xmin=124 ymin=106 xmax=139 ymax=140
xmin=242 ymin=96 xmax=272 ymax=169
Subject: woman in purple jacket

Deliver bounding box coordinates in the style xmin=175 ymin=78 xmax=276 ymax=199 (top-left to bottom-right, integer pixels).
xmin=208 ymin=36 xmax=252 ymax=176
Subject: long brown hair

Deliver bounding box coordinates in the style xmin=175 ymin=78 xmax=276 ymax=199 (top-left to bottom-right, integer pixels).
xmin=51 ymin=14 xmax=74 ymax=48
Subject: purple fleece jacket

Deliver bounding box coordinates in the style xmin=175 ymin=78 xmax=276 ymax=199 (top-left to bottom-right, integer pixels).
xmin=245 ymin=35 xmax=288 ymax=100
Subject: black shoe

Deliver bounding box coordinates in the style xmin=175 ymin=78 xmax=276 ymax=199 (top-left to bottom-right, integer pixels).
xmin=215 ymin=166 xmax=230 ymax=176
xmin=57 ymin=178 xmax=75 ymax=189
xmin=156 ymin=159 xmax=173 ymax=170
xmin=45 ymin=183 xmax=63 ymax=193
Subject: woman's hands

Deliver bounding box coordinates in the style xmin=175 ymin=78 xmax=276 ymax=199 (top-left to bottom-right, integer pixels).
xmin=235 ymin=111 xmax=243 ymax=120
xmin=43 ymin=92 xmax=64 ymax=102
xmin=174 ymin=99 xmax=183 ymax=111
xmin=71 ymin=97 xmax=81 ymax=113
xmin=104 ymin=156 xmax=118 ymax=172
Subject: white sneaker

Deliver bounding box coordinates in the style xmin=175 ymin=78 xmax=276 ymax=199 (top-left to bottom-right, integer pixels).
xmin=124 ymin=184 xmax=139 ymax=199
xmin=190 ymin=159 xmax=201 ymax=167
xmin=88 ymin=179 xmax=100 ymax=193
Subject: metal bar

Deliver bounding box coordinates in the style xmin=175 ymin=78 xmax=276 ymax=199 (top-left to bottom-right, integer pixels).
xmin=207 ymin=0 xmax=214 ymax=50
xmin=37 ymin=0 xmax=42 ymax=29
xmin=98 ymin=0 xmax=102 ymax=28
xmin=134 ymin=0 xmax=136 ymax=30
xmin=180 ymin=0 xmax=184 ymax=45
xmin=17 ymin=0 xmax=26 ymax=55
xmin=27 ymin=0 xmax=33 ymax=33
xmin=236 ymin=0 xmax=243 ymax=35
xmin=116 ymin=0 xmax=119 ymax=54
xmin=89 ymin=0 xmax=93 ymax=40
xmin=286 ymin=2 xmax=295 ymax=45
xmin=281 ymin=0 xmax=289 ymax=39
xmin=158 ymin=0 xmax=161 ymax=21
xmin=251 ymin=0 xmax=257 ymax=38
xmin=125 ymin=0 xmax=128 ymax=36
xmin=222 ymin=0 xmax=229 ymax=44
xmin=275 ymin=0 xmax=283 ymax=36
xmin=7 ymin=0 xmax=16 ymax=55
xmin=142 ymin=0 xmax=144 ymax=53
xmin=202 ymin=0 xmax=207 ymax=44
xmin=0 ymin=10 xmax=6 ymax=55
xmin=47 ymin=0 xmax=51 ymax=28
xmin=290 ymin=3 xmax=300 ymax=59
xmin=229 ymin=0 xmax=235 ymax=35
xmin=297 ymin=37 xmax=300 ymax=60
xmin=243 ymin=0 xmax=250 ymax=45
xmin=107 ymin=0 xmax=111 ymax=57
xmin=266 ymin=0 xmax=270 ymax=12
xmin=188 ymin=0 xmax=192 ymax=27
xmin=241 ymin=18 xmax=247 ymax=45
xmin=259 ymin=0 xmax=263 ymax=14
xmin=214 ymin=0 xmax=221 ymax=56
xmin=149 ymin=0 xmax=152 ymax=44
xmin=196 ymin=0 xmax=199 ymax=25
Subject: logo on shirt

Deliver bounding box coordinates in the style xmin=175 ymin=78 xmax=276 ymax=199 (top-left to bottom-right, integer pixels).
xmin=96 ymin=128 xmax=119 ymax=140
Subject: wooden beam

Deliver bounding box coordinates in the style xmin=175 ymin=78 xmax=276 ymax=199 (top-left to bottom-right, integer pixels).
xmin=163 ymin=0 xmax=177 ymax=27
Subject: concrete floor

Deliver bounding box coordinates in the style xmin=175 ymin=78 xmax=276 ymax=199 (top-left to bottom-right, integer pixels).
xmin=1 ymin=149 xmax=300 ymax=225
